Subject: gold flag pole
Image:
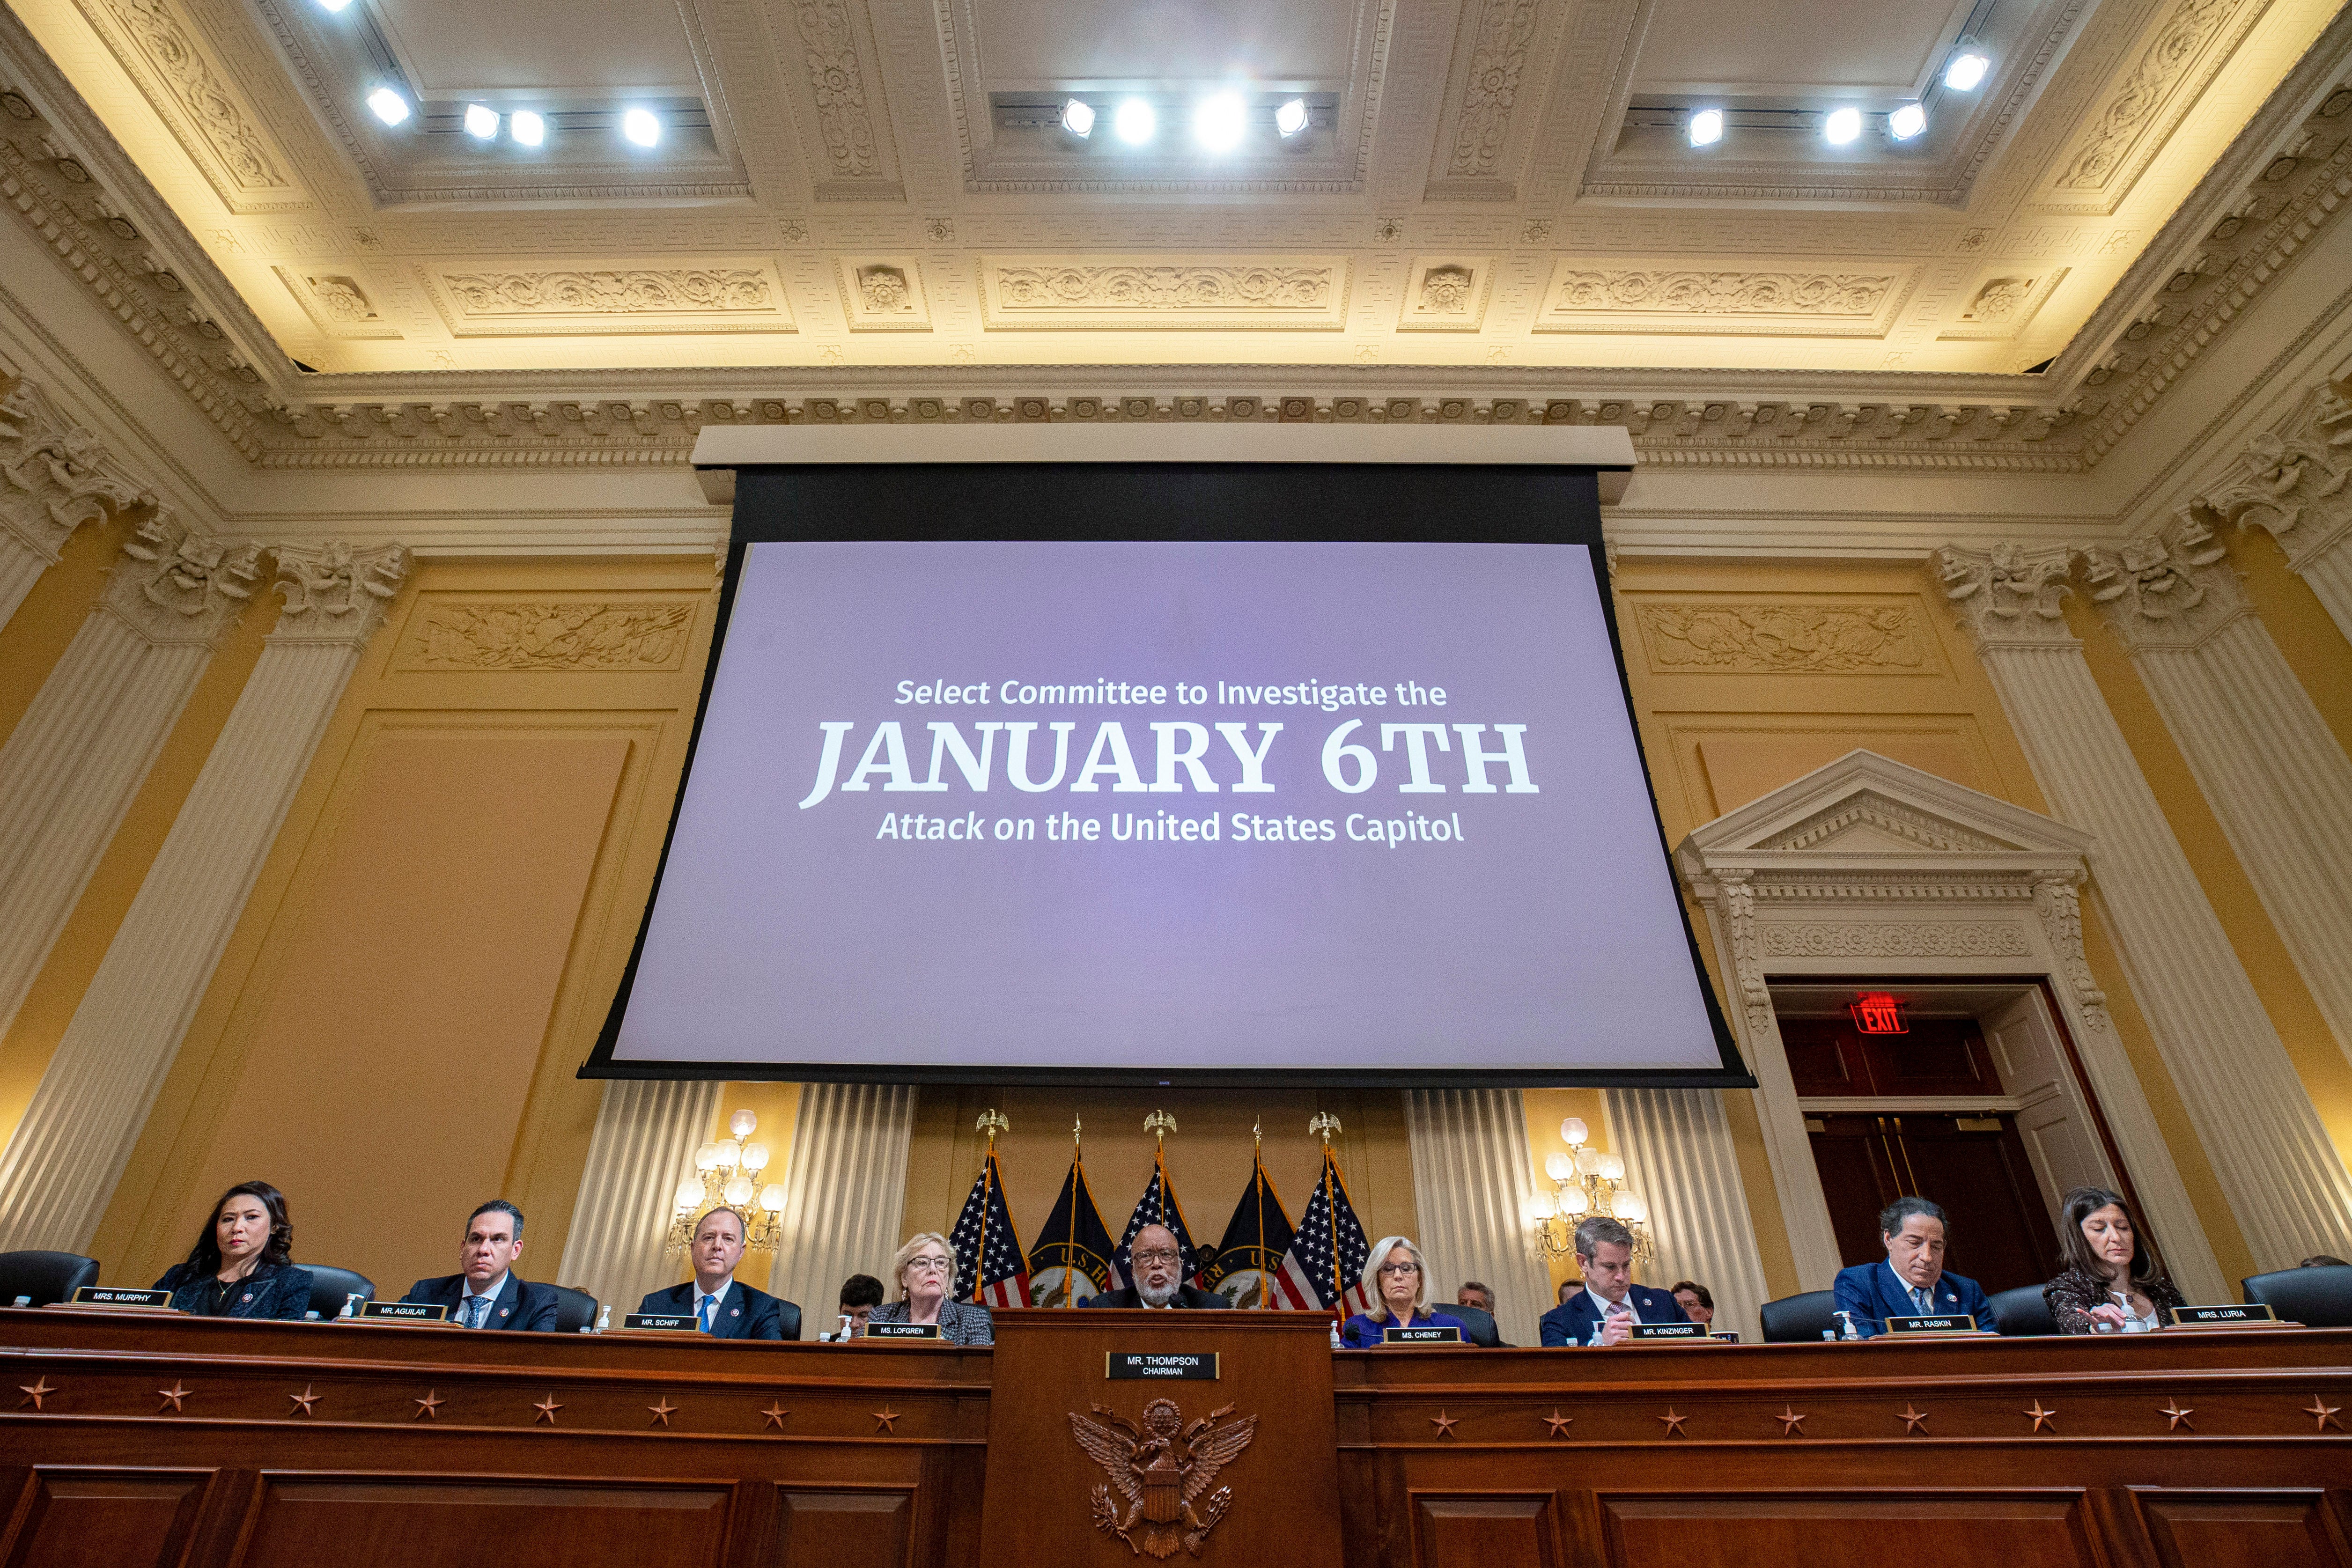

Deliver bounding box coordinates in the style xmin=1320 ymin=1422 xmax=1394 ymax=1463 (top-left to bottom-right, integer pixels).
xmin=972 ymin=1110 xmax=1007 ymax=1304
xmin=1309 ymin=1113 xmax=1342 ymax=1313
xmin=1144 ymin=1110 xmax=1177 ymax=1231
xmin=1064 ymin=1115 xmax=1083 ymax=1307
xmin=1253 ymin=1117 xmax=1267 ymax=1310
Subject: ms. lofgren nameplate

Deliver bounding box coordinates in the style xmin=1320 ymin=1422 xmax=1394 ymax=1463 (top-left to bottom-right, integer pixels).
xmin=1106 ymin=1352 xmax=1219 ymax=1380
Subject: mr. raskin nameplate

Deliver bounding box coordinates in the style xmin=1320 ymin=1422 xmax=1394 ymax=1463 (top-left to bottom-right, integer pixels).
xmin=70 ymin=1286 xmax=172 ymax=1308
xmin=359 ymin=1300 xmax=450 ymax=1322
xmin=866 ymin=1321 xmax=943 ymax=1340
xmin=1884 ymin=1313 xmax=1977 ymax=1334
xmin=1629 ymin=1321 xmax=1707 ymax=1341
xmin=623 ymin=1312 xmax=701 ymax=1332
xmin=1385 ymin=1325 xmax=1463 ymax=1345
xmin=1107 ymin=1351 xmax=1220 ymax=1379
xmin=2169 ymin=1303 xmax=2278 ymax=1326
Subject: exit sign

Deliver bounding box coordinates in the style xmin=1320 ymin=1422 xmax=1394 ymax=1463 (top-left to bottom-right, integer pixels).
xmin=1851 ymin=993 xmax=1907 ymax=1034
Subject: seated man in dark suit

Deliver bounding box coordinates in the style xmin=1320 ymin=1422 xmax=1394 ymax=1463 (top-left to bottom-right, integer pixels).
xmin=402 ymin=1200 xmax=560 ymax=1331
xmin=1082 ymin=1224 xmax=1230 ymax=1309
xmin=1539 ymin=1216 xmax=1688 ymax=1346
xmin=638 ymin=1206 xmax=797 ymax=1339
xmin=1832 ymin=1195 xmax=1994 ymax=1338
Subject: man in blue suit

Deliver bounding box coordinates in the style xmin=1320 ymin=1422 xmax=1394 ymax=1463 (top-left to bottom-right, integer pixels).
xmin=1539 ymin=1216 xmax=1690 ymax=1346
xmin=403 ymin=1200 xmax=561 ymax=1331
xmin=638 ymin=1206 xmax=799 ymax=1340
xmin=1832 ymin=1195 xmax=1994 ymax=1338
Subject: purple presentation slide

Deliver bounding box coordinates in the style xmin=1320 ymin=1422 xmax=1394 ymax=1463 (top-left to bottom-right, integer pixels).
xmin=610 ymin=539 xmax=1723 ymax=1073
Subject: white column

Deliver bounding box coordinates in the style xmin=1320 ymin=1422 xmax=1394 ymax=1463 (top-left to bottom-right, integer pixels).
xmin=555 ymin=1078 xmax=721 ymax=1312
xmin=0 ymin=514 xmax=260 ymax=1045
xmin=2084 ymin=515 xmax=2352 ymax=1067
xmin=1938 ymin=543 xmax=2352 ymax=1271
xmin=2192 ymin=377 xmax=2352 ymax=644
xmin=1403 ymin=1089 xmax=1553 ymax=1345
xmin=1603 ymin=1087 xmax=1772 ymax=1344
xmin=767 ymin=1082 xmax=915 ymax=1325
xmin=0 ymin=378 xmax=152 ymax=630
xmin=0 ymin=543 xmax=409 ymax=1252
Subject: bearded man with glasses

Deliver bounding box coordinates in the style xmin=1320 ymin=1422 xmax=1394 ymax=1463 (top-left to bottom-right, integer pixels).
xmin=1082 ymin=1224 xmax=1231 ymax=1309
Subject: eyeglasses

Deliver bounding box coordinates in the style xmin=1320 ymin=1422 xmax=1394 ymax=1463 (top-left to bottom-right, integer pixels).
xmin=906 ymin=1256 xmax=952 ymax=1272
xmin=1377 ymin=1261 xmax=1421 ymax=1276
xmin=1130 ymin=1249 xmax=1181 ymax=1267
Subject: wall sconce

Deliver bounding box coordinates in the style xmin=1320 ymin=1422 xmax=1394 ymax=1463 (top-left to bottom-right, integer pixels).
xmin=1532 ymin=1116 xmax=1652 ymax=1263
xmin=669 ymin=1107 xmax=786 ymax=1254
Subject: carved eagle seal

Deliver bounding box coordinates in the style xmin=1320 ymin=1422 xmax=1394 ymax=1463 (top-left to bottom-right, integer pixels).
xmin=1068 ymin=1397 xmax=1259 ymax=1558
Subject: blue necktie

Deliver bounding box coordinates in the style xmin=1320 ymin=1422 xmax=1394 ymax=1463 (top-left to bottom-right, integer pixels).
xmin=462 ymin=1295 xmax=485 ymax=1328
xmin=1911 ymin=1287 xmax=1932 ymax=1315
xmin=699 ymin=1292 xmax=715 ymax=1332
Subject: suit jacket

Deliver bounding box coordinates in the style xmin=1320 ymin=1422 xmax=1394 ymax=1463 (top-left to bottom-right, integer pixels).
xmin=403 ymin=1271 xmax=561 ymax=1332
xmin=866 ymin=1297 xmax=992 ymax=1345
xmin=2042 ymin=1266 xmax=2185 ymax=1334
xmin=1832 ymin=1259 xmax=1993 ymax=1338
xmin=1082 ymin=1283 xmax=1231 ymax=1310
xmin=155 ymin=1260 xmax=313 ymax=1320
xmin=637 ymin=1279 xmax=799 ymax=1341
xmin=1539 ymin=1283 xmax=1689 ymax=1346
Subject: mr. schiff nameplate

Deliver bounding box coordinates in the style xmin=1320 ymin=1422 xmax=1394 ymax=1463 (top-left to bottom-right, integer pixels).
xmin=1384 ymin=1325 xmax=1462 ymax=1344
xmin=358 ymin=1300 xmax=449 ymax=1322
xmin=1884 ymin=1313 xmax=1978 ymax=1334
xmin=621 ymin=1312 xmax=701 ymax=1332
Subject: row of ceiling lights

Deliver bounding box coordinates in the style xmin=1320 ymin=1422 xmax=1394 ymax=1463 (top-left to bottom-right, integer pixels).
xmin=1685 ymin=49 xmax=1990 ymax=147
xmin=1059 ymin=93 xmax=1311 ymax=150
xmin=321 ymin=0 xmax=664 ymax=147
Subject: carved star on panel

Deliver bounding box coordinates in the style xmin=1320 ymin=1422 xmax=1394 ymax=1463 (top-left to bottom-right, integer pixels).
xmin=1657 ymin=1409 xmax=1688 ymax=1437
xmin=156 ymin=1381 xmax=192 ymax=1413
xmin=288 ymin=1385 xmax=319 ymax=1416
xmin=2023 ymin=1401 xmax=2058 ymax=1433
xmin=1776 ymin=1406 xmax=1808 ymax=1435
xmin=2159 ymin=1399 xmax=2195 ymax=1432
xmin=762 ymin=1401 xmax=790 ymax=1430
xmin=872 ymin=1407 xmax=900 ymax=1432
xmin=413 ymin=1389 xmax=443 ymax=1419
xmin=18 ymin=1378 xmax=55 ymax=1411
xmin=1543 ymin=1410 xmax=1572 ymax=1437
xmin=2307 ymin=1395 xmax=2344 ymax=1432
xmin=1428 ymin=1411 xmax=1457 ymax=1437
xmin=1897 ymin=1404 xmax=1929 ymax=1435
xmin=533 ymin=1394 xmax=563 ymax=1424
xmin=648 ymin=1398 xmax=677 ymax=1428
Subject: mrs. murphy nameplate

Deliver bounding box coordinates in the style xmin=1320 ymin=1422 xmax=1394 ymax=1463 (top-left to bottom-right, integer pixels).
xmin=1107 ymin=1351 xmax=1219 ymax=1379
xmin=68 ymin=1286 xmax=171 ymax=1308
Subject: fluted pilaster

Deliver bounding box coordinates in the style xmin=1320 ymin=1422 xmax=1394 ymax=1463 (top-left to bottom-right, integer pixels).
xmin=1403 ymin=1089 xmax=1553 ymax=1344
xmin=767 ymin=1082 xmax=916 ymax=1326
xmin=2190 ymin=376 xmax=2352 ymax=644
xmin=555 ymin=1078 xmax=722 ymax=1311
xmin=1604 ymin=1087 xmax=1771 ymax=1343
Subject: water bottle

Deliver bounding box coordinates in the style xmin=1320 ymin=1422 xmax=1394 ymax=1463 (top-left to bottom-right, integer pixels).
xmin=11 ymin=1296 xmax=29 ymax=1308
xmin=593 ymin=1303 xmax=611 ymax=1333
xmin=1821 ymin=1329 xmax=1835 ymax=1340
xmin=303 ymin=1310 xmax=320 ymax=1321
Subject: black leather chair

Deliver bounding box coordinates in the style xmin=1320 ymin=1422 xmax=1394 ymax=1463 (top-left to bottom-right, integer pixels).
xmin=2241 ymin=1264 xmax=2352 ymax=1328
xmin=1451 ymin=1302 xmax=1504 ymax=1347
xmin=1987 ymin=1284 xmax=2057 ymax=1336
xmin=549 ymin=1284 xmax=598 ymax=1334
xmin=0 ymin=1250 xmax=100 ymax=1308
xmin=1758 ymin=1288 xmax=1840 ymax=1342
xmin=304 ymin=1266 xmax=375 ymax=1320
xmin=776 ymin=1298 xmax=803 ymax=1341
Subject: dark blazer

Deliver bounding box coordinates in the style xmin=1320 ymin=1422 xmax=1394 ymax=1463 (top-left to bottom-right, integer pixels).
xmin=2042 ymin=1266 xmax=2185 ymax=1334
xmin=155 ymin=1260 xmax=313 ymax=1320
xmin=867 ymin=1297 xmax=992 ymax=1345
xmin=1539 ymin=1282 xmax=1689 ymax=1346
xmin=1831 ymin=1259 xmax=1994 ymax=1338
xmin=402 ymin=1271 xmax=561 ymax=1331
xmin=1082 ymin=1283 xmax=1231 ymax=1310
xmin=637 ymin=1279 xmax=799 ymax=1340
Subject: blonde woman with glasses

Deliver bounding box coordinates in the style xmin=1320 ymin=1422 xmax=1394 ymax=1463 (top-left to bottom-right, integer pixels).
xmin=1341 ymin=1236 xmax=1473 ymax=1347
xmin=866 ymin=1232 xmax=994 ymax=1345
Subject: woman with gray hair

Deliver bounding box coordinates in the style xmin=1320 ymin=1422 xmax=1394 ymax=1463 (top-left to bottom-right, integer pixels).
xmin=864 ymin=1231 xmax=994 ymax=1345
xmin=1340 ymin=1236 xmax=1473 ymax=1347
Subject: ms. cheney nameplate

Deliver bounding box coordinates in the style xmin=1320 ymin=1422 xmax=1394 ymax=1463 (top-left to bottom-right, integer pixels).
xmin=1884 ymin=1313 xmax=1978 ymax=1334
xmin=359 ymin=1300 xmax=449 ymax=1322
xmin=1108 ymin=1351 xmax=1220 ymax=1379
xmin=1383 ymin=1325 xmax=1462 ymax=1345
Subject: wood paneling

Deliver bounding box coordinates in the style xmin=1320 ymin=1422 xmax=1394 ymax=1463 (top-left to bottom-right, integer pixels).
xmin=1598 ymin=1493 xmax=2099 ymax=1567
xmin=237 ymin=1478 xmax=730 ymax=1568
xmin=0 ymin=1468 xmax=210 ymax=1568
xmin=2133 ymin=1490 xmax=2352 ymax=1568
xmin=1411 ymin=1494 xmax=1557 ymax=1568
xmin=775 ymin=1489 xmax=913 ymax=1568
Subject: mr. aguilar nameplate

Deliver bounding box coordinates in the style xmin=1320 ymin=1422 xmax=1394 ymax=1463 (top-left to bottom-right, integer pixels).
xmin=2169 ymin=1303 xmax=2278 ymax=1326
xmin=359 ymin=1301 xmax=449 ymax=1322
xmin=1107 ymin=1352 xmax=1220 ymax=1379
xmin=866 ymin=1321 xmax=943 ymax=1340
xmin=1384 ymin=1325 xmax=1462 ymax=1345
xmin=1629 ymin=1321 xmax=1708 ymax=1341
xmin=1885 ymin=1313 xmax=1978 ymax=1335
xmin=622 ymin=1312 xmax=700 ymax=1332
xmin=68 ymin=1287 xmax=172 ymax=1308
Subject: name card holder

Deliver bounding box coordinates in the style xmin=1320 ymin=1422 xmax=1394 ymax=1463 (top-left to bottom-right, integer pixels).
xmin=615 ymin=1313 xmax=703 ymax=1334
xmin=1628 ymin=1321 xmax=1708 ymax=1342
xmin=1884 ymin=1313 xmax=1978 ymax=1335
xmin=357 ymin=1301 xmax=449 ymax=1323
xmin=1383 ymin=1325 xmax=1463 ymax=1345
xmin=866 ymin=1321 xmax=943 ymax=1341
xmin=1107 ymin=1352 xmax=1220 ymax=1379
xmin=1707 ymin=1330 xmax=1742 ymax=1343
xmin=64 ymin=1287 xmax=175 ymax=1310
xmin=2168 ymin=1303 xmax=2280 ymax=1327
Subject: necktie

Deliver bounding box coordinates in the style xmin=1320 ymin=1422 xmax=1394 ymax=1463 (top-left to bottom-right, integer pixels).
xmin=699 ymin=1293 xmax=715 ymax=1332
xmin=462 ymin=1295 xmax=484 ymax=1328
xmin=1912 ymin=1287 xmax=1932 ymax=1315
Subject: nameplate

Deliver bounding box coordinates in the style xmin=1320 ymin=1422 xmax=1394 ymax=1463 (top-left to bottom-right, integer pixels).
xmin=359 ymin=1301 xmax=449 ymax=1322
xmin=1107 ymin=1351 xmax=1220 ymax=1379
xmin=2169 ymin=1303 xmax=2277 ymax=1326
xmin=1707 ymin=1330 xmax=1741 ymax=1344
xmin=70 ymin=1287 xmax=171 ymax=1308
xmin=1384 ymin=1325 xmax=1462 ymax=1345
xmin=622 ymin=1313 xmax=700 ymax=1332
xmin=1884 ymin=1313 xmax=1977 ymax=1335
xmin=1629 ymin=1321 xmax=1708 ymax=1341
xmin=865 ymin=1321 xmax=942 ymax=1340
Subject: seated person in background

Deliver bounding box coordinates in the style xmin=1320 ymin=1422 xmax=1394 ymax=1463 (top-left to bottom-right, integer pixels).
xmin=155 ymin=1180 xmax=313 ymax=1318
xmin=637 ymin=1206 xmax=793 ymax=1339
xmin=1670 ymin=1280 xmax=1715 ymax=1328
xmin=867 ymin=1233 xmax=993 ymax=1344
xmin=1455 ymin=1279 xmax=1511 ymax=1346
xmin=1557 ymin=1278 xmax=1575 ymax=1306
xmin=1342 ymin=1237 xmax=1469 ymax=1346
xmin=2042 ymin=1185 xmax=2184 ymax=1333
xmin=1832 ymin=1196 xmax=1993 ymax=1338
xmin=402 ymin=1200 xmax=560 ymax=1330
xmin=1083 ymin=1225 xmax=1230 ymax=1309
xmin=1540 ymin=1217 xmax=1688 ymax=1345
xmin=2302 ymin=1255 xmax=2349 ymax=1268
xmin=832 ymin=1273 xmax=884 ymax=1339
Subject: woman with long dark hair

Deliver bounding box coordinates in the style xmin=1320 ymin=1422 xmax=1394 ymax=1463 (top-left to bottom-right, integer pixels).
xmin=2041 ymin=1185 xmax=2185 ymax=1333
xmin=153 ymin=1181 xmax=313 ymax=1319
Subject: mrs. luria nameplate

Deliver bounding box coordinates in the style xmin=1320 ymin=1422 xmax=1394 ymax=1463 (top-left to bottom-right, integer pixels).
xmin=866 ymin=1321 xmax=943 ymax=1340
xmin=2169 ymin=1303 xmax=2278 ymax=1326
xmin=1384 ymin=1325 xmax=1462 ymax=1344
xmin=1884 ymin=1313 xmax=1977 ymax=1334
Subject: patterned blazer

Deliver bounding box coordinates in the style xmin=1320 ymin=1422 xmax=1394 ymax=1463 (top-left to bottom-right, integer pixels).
xmin=867 ymin=1297 xmax=993 ymax=1345
xmin=2042 ymin=1266 xmax=2185 ymax=1334
xmin=154 ymin=1261 xmax=314 ymax=1319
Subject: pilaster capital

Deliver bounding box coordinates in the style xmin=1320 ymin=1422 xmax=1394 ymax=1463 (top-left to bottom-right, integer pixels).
xmin=100 ymin=512 xmax=263 ymax=646
xmin=0 ymin=378 xmax=153 ymax=564
xmin=2192 ymin=378 xmax=2352 ymax=572
xmin=2082 ymin=513 xmax=2248 ymax=652
xmin=268 ymin=542 xmax=411 ymax=646
xmin=1933 ymin=541 xmax=2078 ymax=649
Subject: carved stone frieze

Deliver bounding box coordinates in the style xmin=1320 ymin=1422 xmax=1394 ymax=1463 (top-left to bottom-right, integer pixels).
xmin=2032 ymin=872 xmax=2113 ymax=1033
xmin=2193 ymin=378 xmax=2352 ymax=568
xmin=1763 ymin=794 xmax=2012 ymax=856
xmin=1534 ymin=267 xmax=1910 ymax=337
xmin=78 ymin=0 xmax=299 ymax=210
xmin=2041 ymin=0 xmax=2259 ymax=213
xmin=2082 ymin=514 xmax=2246 ymax=651
xmin=0 ymin=377 xmax=152 ymax=560
xmin=269 ymin=541 xmax=408 ymax=644
xmin=835 ymin=257 xmax=932 ymax=332
xmin=432 ymin=268 xmax=791 ymax=335
xmin=979 ymin=261 xmax=1349 ymax=331
xmin=1636 ymin=602 xmax=1927 ymax=675
xmin=394 ymin=598 xmax=697 ymax=672
xmin=1935 ymin=543 xmax=2079 ymax=646
xmin=1711 ymin=869 xmax=1774 ymax=1035
xmin=793 ymin=0 xmax=886 ymax=181
xmin=1758 ymin=921 xmax=2033 ymax=958
xmin=1444 ymin=0 xmax=1540 ymax=179
xmin=101 ymin=511 xmax=261 ymax=645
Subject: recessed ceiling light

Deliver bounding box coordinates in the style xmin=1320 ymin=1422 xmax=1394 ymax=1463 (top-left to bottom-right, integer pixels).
xmin=1194 ymin=93 xmax=1245 ymax=152
xmin=1113 ymin=98 xmax=1155 ymax=146
xmin=1061 ymin=98 xmax=1095 ymax=138
xmin=1275 ymin=97 xmax=1308 ymax=139
xmin=1945 ymin=52 xmax=1990 ymax=91
xmin=622 ymin=108 xmax=661 ymax=147
xmin=463 ymin=103 xmax=499 ymax=140
xmin=366 ymin=87 xmax=409 ymax=126
xmin=1822 ymin=106 xmax=1862 ymax=145
xmin=510 ymin=110 xmax=546 ymax=146
xmin=1888 ymin=103 xmax=1926 ymax=140
xmin=1687 ymin=108 xmax=1723 ymax=147
xmin=316 ymin=0 xmax=354 ymax=11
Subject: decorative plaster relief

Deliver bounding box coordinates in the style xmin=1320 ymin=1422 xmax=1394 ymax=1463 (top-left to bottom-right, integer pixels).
xmin=976 ymin=259 xmax=1350 ymax=331
xmin=274 ymin=266 xmax=398 ymax=339
xmin=0 ymin=378 xmax=151 ymax=560
xmin=1759 ymin=921 xmax=2033 ymax=958
xmin=423 ymin=265 xmax=794 ymax=336
xmin=834 ymin=256 xmax=932 ymax=331
xmin=2194 ymin=378 xmax=2352 ymax=566
xmin=102 ymin=511 xmax=260 ymax=645
xmin=271 ymin=541 xmax=407 ymax=644
xmin=1938 ymin=269 xmax=2068 ymax=342
xmin=1636 ymin=602 xmax=1928 ymax=674
xmin=1397 ymin=258 xmax=1493 ymax=331
xmin=394 ymin=598 xmax=697 ymax=671
xmin=76 ymin=0 xmax=302 ymax=211
xmin=1533 ymin=265 xmax=1913 ymax=337
xmin=1762 ymin=794 xmax=2013 ymax=855
xmin=2082 ymin=514 xmax=2247 ymax=650
xmin=1445 ymin=0 xmax=1540 ymax=177
xmin=2037 ymin=0 xmax=2262 ymax=215
xmin=794 ymin=0 xmax=885 ymax=178
xmin=1936 ymin=543 xmax=2078 ymax=645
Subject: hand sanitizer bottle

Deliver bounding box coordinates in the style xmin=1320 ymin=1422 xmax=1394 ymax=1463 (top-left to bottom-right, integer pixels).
xmin=1837 ymin=1310 xmax=1861 ymax=1341
xmin=593 ymin=1303 xmax=611 ymax=1334
xmin=339 ymin=1293 xmax=363 ymax=1320
xmin=1329 ymin=1318 xmax=1342 ymax=1349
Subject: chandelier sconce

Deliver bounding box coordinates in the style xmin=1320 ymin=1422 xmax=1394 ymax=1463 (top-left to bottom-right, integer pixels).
xmin=668 ymin=1107 xmax=786 ymax=1255
xmin=1532 ymin=1117 xmax=1653 ymax=1263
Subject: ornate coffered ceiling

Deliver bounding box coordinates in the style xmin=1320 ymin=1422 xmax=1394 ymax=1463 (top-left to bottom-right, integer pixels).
xmin=0 ymin=0 xmax=2346 ymax=477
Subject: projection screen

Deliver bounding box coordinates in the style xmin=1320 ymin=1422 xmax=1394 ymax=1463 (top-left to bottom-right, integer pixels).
xmin=588 ymin=440 xmax=1746 ymax=1087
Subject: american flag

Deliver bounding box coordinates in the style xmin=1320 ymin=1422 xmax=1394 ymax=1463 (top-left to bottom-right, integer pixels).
xmin=1197 ymin=1153 xmax=1297 ymax=1309
xmin=949 ymin=1149 xmax=1030 ymax=1310
xmin=1111 ymin=1154 xmax=1209 ymax=1289
xmin=1275 ymin=1148 xmax=1373 ymax=1316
